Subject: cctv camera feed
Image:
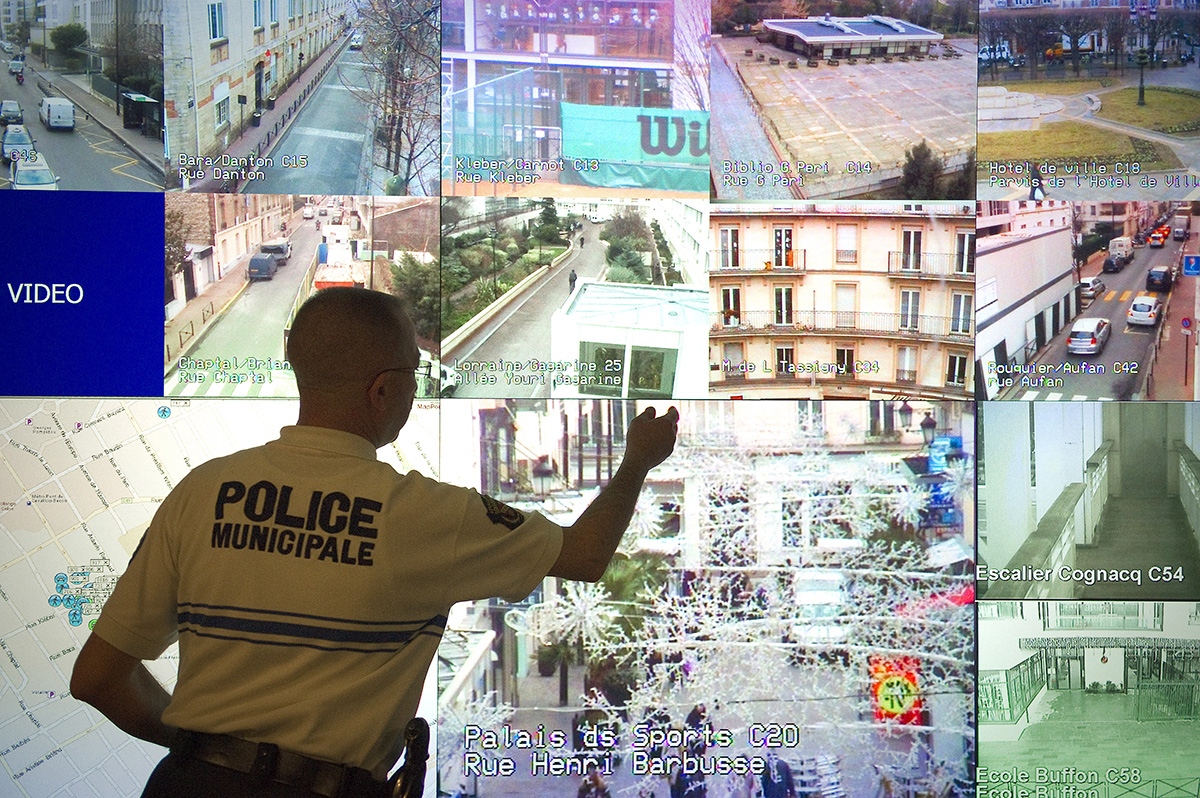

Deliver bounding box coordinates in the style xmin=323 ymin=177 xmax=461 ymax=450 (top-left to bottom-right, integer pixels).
xmin=438 ymin=398 xmax=975 ymax=798
xmin=978 ymin=5 xmax=1200 ymax=200
xmin=710 ymin=0 xmax=978 ymax=200
xmin=165 ymin=0 xmax=437 ymax=195
xmin=439 ymin=197 xmax=708 ymax=400
xmin=979 ymin=600 xmax=1200 ymax=797
xmin=978 ymin=402 xmax=1200 ymax=603
xmin=165 ymin=195 xmax=441 ymax=399
xmin=442 ymin=0 xmax=711 ymax=197
xmin=0 ymin=397 xmax=440 ymax=797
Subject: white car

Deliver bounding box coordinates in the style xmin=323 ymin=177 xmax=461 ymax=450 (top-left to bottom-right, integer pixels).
xmin=10 ymin=153 xmax=59 ymax=189
xmin=349 ymin=33 xmax=364 ymax=50
xmin=302 ymin=205 xmax=315 ymax=219
xmin=1127 ymin=294 xmax=1162 ymax=326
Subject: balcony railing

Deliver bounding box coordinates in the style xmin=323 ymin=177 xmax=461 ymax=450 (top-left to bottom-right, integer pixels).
xmin=711 ymin=309 xmax=973 ymax=338
xmin=887 ymin=251 xmax=975 ymax=278
xmin=714 ymin=247 xmax=806 ymax=273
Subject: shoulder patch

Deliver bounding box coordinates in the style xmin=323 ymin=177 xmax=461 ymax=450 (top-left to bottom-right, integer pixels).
xmin=480 ymin=494 xmax=526 ymax=530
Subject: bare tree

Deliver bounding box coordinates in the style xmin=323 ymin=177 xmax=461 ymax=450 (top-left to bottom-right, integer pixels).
xmin=1100 ymin=9 xmax=1129 ymax=72
xmin=979 ymin=13 xmax=1008 ymax=82
xmin=1052 ymin=10 xmax=1099 ymax=76
xmin=357 ymin=0 xmax=441 ymax=195
xmin=996 ymin=9 xmax=1054 ymax=81
xmin=675 ymin=0 xmax=711 ymax=111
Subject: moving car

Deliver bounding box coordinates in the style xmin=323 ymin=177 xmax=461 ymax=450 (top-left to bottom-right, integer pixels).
xmin=9 ymin=153 xmax=58 ymax=189
xmin=349 ymin=33 xmax=364 ymax=50
xmin=1066 ymin=318 xmax=1111 ymax=354
xmin=38 ymin=97 xmax=74 ymax=130
xmin=1079 ymin=276 xmax=1106 ymax=301
xmin=1146 ymin=267 xmax=1173 ymax=292
xmin=302 ymin=205 xmax=315 ymax=219
xmin=1149 ymin=232 xmax=1166 ymax=248
xmin=1127 ymin=294 xmax=1162 ymax=326
xmin=1 ymin=124 xmax=34 ymax=163
xmin=7 ymin=59 xmax=22 ymax=75
xmin=1102 ymin=255 xmax=1124 ymax=272
xmin=0 ymin=100 xmax=22 ymax=126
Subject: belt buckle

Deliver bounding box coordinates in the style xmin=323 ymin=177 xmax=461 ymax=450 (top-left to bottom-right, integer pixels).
xmin=250 ymin=741 xmax=281 ymax=782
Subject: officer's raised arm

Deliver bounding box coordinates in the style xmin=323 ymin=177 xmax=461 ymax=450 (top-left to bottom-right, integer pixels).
xmin=549 ymin=406 xmax=679 ymax=582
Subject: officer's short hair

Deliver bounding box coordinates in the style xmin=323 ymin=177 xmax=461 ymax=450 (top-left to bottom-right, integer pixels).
xmin=288 ymin=288 xmax=414 ymax=389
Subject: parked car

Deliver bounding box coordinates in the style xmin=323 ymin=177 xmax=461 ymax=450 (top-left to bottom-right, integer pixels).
xmin=1127 ymin=294 xmax=1162 ymax=326
xmin=260 ymin=239 xmax=292 ymax=264
xmin=247 ymin=253 xmax=280 ymax=280
xmin=1146 ymin=267 xmax=1173 ymax=292
xmin=1079 ymin=276 xmax=1106 ymax=301
xmin=1066 ymin=318 xmax=1111 ymax=354
xmin=9 ymin=153 xmax=58 ymax=189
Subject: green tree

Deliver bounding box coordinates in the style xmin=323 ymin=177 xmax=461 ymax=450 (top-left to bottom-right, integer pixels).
xmin=50 ymin=23 xmax=88 ymax=56
xmin=899 ymin=140 xmax=943 ymax=200
xmin=390 ymin=253 xmax=441 ymax=342
xmin=164 ymin=208 xmax=191 ymax=279
xmin=537 ymin=198 xmax=559 ymax=230
xmin=945 ymin=149 xmax=975 ymax=200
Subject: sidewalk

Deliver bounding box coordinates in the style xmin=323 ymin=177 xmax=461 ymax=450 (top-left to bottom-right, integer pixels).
xmin=163 ymin=259 xmax=250 ymax=377
xmin=186 ymin=32 xmax=351 ymax=192
xmin=25 ymin=62 xmax=165 ymax=180
xmin=1149 ymin=233 xmax=1199 ymax=400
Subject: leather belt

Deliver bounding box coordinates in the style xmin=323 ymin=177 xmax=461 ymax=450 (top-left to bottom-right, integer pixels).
xmin=173 ymin=730 xmax=386 ymax=798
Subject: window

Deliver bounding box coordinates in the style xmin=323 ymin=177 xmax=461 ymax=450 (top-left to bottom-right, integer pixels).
xmin=835 ymin=284 xmax=856 ymax=328
xmin=869 ymin=401 xmax=896 ymax=436
xmin=836 ymin=346 xmax=855 ymax=376
xmin=836 ymin=224 xmax=857 ymax=263
xmin=776 ymin=344 xmax=794 ymax=374
xmin=721 ymin=287 xmax=741 ymax=326
xmin=628 ymin=346 xmax=678 ymax=399
xmin=774 ymin=286 xmax=793 ymax=325
xmin=946 ymin=353 xmax=968 ymax=387
xmin=896 ymin=345 xmax=916 ymax=382
xmin=900 ymin=289 xmax=920 ymax=330
xmin=797 ymin=400 xmax=824 ymax=434
xmin=215 ymin=96 xmax=230 ymax=127
xmin=774 ymin=227 xmax=793 ymax=269
xmin=254 ymin=0 xmax=262 ymax=27
xmin=722 ymin=342 xmax=744 ymax=369
xmin=578 ymin=342 xmax=624 ymax=397
xmin=719 ymin=227 xmax=739 ymax=270
xmin=208 ymin=1 xmax=225 ymax=39
xmin=956 ymin=231 xmax=975 ymax=274
xmin=951 ymin=293 xmax=973 ymax=335
xmin=901 ymin=229 xmax=922 ymax=271
xmin=270 ymin=0 xmax=278 ymax=22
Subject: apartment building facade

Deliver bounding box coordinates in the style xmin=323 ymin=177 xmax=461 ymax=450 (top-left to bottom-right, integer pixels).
xmin=709 ymin=203 xmax=975 ymax=400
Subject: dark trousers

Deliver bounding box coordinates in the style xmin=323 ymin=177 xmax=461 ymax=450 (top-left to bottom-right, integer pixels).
xmin=142 ymin=751 xmax=390 ymax=798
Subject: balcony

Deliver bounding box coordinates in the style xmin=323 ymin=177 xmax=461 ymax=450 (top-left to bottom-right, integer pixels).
xmin=887 ymin=251 xmax=975 ymax=280
xmin=710 ymin=309 xmax=974 ymax=340
xmin=713 ymin=248 xmax=806 ymax=274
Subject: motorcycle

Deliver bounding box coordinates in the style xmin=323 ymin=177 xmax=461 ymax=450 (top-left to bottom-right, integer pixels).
xmin=15 ymin=72 xmax=23 ymax=85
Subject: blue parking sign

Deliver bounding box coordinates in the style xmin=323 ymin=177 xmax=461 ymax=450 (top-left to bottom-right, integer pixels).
xmin=1185 ymin=255 xmax=1200 ymax=276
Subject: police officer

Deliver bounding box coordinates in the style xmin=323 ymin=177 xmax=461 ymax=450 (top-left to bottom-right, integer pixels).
xmin=71 ymin=287 xmax=678 ymax=797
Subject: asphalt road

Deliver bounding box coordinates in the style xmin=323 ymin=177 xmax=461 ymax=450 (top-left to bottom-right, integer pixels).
xmin=0 ymin=74 xmax=161 ymax=191
xmin=248 ymin=46 xmax=374 ymax=195
xmin=166 ymin=220 xmax=324 ymax=398
xmin=1020 ymin=238 xmax=1184 ymax=399
xmin=449 ymin=221 xmax=604 ymax=399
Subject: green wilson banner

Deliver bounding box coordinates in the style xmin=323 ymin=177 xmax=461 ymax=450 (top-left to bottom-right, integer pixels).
xmin=560 ymin=103 xmax=709 ymax=192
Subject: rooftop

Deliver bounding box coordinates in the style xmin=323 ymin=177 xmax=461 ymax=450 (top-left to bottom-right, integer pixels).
xmin=764 ymin=15 xmax=943 ymax=42
xmin=564 ymin=282 xmax=708 ymax=330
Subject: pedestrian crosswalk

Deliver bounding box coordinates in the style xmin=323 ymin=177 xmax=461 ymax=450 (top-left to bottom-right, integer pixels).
xmin=1018 ymin=391 xmax=1114 ymax=401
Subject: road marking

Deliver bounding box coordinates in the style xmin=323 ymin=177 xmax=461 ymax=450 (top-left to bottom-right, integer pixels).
xmin=290 ymin=126 xmax=368 ymax=142
xmin=1120 ymin=290 xmax=1132 ymax=301
xmin=1103 ymin=290 xmax=1117 ymax=301
xmin=1020 ymin=391 xmax=1039 ymax=400
xmin=1099 ymin=397 xmax=1113 ymax=401
xmin=1045 ymin=392 xmax=1063 ymax=400
xmin=1071 ymin=395 xmax=1089 ymax=400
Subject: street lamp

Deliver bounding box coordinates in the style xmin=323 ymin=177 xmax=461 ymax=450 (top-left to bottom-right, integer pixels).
xmin=920 ymin=411 xmax=937 ymax=446
xmin=1130 ymin=0 xmax=1157 ymax=105
xmin=898 ymin=401 xmax=914 ymax=429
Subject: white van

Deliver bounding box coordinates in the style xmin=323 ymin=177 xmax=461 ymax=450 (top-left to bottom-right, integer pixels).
xmin=39 ymin=98 xmax=74 ymax=130
xmin=1108 ymin=236 xmax=1133 ymax=264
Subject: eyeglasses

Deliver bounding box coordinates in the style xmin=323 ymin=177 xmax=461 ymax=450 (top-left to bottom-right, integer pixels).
xmin=371 ymin=362 xmax=433 ymax=382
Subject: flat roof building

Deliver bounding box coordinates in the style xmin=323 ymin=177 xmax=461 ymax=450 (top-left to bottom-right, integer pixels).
xmin=761 ymin=15 xmax=943 ymax=60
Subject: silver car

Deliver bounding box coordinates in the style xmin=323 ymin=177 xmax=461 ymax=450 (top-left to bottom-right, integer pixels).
xmin=1066 ymin=318 xmax=1111 ymax=354
xmin=1079 ymin=277 xmax=1106 ymax=301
